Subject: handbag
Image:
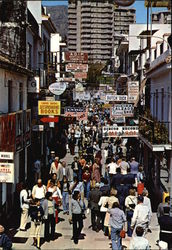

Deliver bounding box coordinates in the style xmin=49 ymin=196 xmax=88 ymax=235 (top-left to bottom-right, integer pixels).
xmin=120 ymin=229 xmax=126 ymax=238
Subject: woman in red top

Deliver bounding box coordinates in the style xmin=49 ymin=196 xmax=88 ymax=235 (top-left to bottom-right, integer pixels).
xmin=82 ymin=167 xmax=91 ymax=200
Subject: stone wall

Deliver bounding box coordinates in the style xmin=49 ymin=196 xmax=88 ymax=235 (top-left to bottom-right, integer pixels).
xmin=0 ymin=0 xmax=27 ymax=67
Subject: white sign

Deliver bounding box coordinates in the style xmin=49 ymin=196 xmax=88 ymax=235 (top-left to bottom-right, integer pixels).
xmin=128 ymin=81 xmax=139 ymax=103
xmin=0 ymin=152 xmax=14 ymax=160
xmin=111 ymin=104 xmax=134 ymax=117
xmin=28 ymin=77 xmax=40 ymax=93
xmin=106 ymin=95 xmax=128 ymax=102
xmin=102 ymin=126 xmax=139 ymax=138
xmin=32 ymin=125 xmax=44 ymax=131
xmin=49 ymin=82 xmax=67 ymax=96
xmin=73 ymin=91 xmax=91 ymax=101
xmin=0 ymin=163 xmax=14 ymax=183
xmin=113 ymin=117 xmax=126 ymax=123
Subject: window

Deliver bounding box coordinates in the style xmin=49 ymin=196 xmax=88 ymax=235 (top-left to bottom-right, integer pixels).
xmin=19 ymin=82 xmax=23 ymax=110
xmin=27 ymin=43 xmax=32 ymax=70
xmin=154 ymin=49 xmax=157 ymax=59
xmin=155 ymin=89 xmax=158 ymax=119
xmin=8 ymin=80 xmax=12 ymax=113
xmin=161 ymin=88 xmax=164 ymax=121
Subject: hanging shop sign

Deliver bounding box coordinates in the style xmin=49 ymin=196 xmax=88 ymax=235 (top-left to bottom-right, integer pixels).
xmin=113 ymin=117 xmax=126 ymax=124
xmin=106 ymin=95 xmax=128 ymax=102
xmin=32 ymin=125 xmax=44 ymax=131
xmin=111 ymin=104 xmax=134 ymax=117
xmin=74 ymin=72 xmax=87 ymax=80
xmin=64 ymin=107 xmax=88 ymax=121
xmin=0 ymin=163 xmax=14 ymax=183
xmin=38 ymin=101 xmax=61 ymax=116
xmin=66 ymin=63 xmax=88 ymax=72
xmin=145 ymin=0 xmax=170 ymax=7
xmin=49 ymin=82 xmax=67 ymax=96
xmin=114 ymin=0 xmax=135 ymax=6
xmin=65 ymin=52 xmax=88 ymax=63
xmin=28 ymin=76 xmax=40 ymax=93
xmin=73 ymin=91 xmax=91 ymax=101
xmin=0 ymin=152 xmax=14 ymax=160
xmin=128 ymin=81 xmax=139 ymax=103
xmin=102 ymin=126 xmax=139 ymax=138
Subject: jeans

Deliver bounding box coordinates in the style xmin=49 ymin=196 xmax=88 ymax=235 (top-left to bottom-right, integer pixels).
xmin=84 ymin=181 xmax=90 ymax=200
xmin=62 ymin=191 xmax=69 ymax=212
xmin=126 ymin=210 xmax=133 ymax=237
xmin=111 ymin=226 xmax=122 ymax=250
xmin=72 ymin=213 xmax=83 ymax=242
xmin=44 ymin=214 xmax=55 ymax=240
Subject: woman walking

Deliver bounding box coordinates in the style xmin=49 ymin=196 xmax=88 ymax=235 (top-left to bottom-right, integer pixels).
xmin=61 ymin=176 xmax=70 ymax=214
xmin=71 ymin=191 xmax=84 ymax=244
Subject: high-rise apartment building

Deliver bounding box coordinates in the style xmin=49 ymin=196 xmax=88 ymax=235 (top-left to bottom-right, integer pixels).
xmin=152 ymin=10 xmax=171 ymax=24
xmin=68 ymin=0 xmax=136 ymax=64
xmin=68 ymin=0 xmax=114 ymax=63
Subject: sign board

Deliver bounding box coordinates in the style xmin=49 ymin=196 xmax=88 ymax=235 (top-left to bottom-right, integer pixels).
xmin=38 ymin=101 xmax=61 ymax=115
xmin=111 ymin=104 xmax=134 ymax=117
xmin=128 ymin=81 xmax=139 ymax=103
xmin=113 ymin=117 xmax=126 ymax=124
xmin=56 ymin=77 xmax=75 ymax=82
xmin=65 ymin=52 xmax=88 ymax=63
xmin=49 ymin=82 xmax=67 ymax=96
xmin=74 ymin=72 xmax=87 ymax=80
xmin=32 ymin=125 xmax=44 ymax=131
xmin=114 ymin=0 xmax=135 ymax=6
xmin=0 ymin=163 xmax=14 ymax=183
xmin=102 ymin=126 xmax=139 ymax=138
xmin=145 ymin=0 xmax=170 ymax=7
xmin=64 ymin=107 xmax=88 ymax=121
xmin=28 ymin=76 xmax=40 ymax=93
xmin=0 ymin=152 xmax=14 ymax=160
xmin=40 ymin=117 xmax=59 ymax=123
xmin=66 ymin=63 xmax=88 ymax=72
xmin=106 ymin=95 xmax=128 ymax=102
xmin=73 ymin=91 xmax=91 ymax=101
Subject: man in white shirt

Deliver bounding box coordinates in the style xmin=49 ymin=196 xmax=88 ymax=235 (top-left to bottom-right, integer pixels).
xmin=49 ymin=157 xmax=61 ymax=175
xmin=129 ymin=226 xmax=150 ymax=250
xmin=131 ymin=195 xmax=151 ymax=236
xmin=32 ymin=179 xmax=46 ymax=202
xmin=108 ymin=158 xmax=118 ymax=182
xmin=19 ymin=183 xmax=31 ymax=231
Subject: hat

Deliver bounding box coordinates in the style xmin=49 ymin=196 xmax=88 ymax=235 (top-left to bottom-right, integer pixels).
xmin=159 ymin=241 xmax=168 ymax=250
xmin=0 ymin=225 xmax=4 ymax=233
xmin=95 ymin=183 xmax=100 ymax=188
xmin=51 ymin=151 xmax=55 ymax=154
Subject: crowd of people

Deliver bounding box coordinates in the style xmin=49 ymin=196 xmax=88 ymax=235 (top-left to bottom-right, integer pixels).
xmin=1 ymin=104 xmax=171 ymax=250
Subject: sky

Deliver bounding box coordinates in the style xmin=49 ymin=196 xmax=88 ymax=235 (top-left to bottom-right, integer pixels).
xmin=42 ymin=0 xmax=167 ymax=24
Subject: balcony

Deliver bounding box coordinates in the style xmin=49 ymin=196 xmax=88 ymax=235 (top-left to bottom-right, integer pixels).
xmin=139 ymin=113 xmax=171 ymax=151
xmin=149 ymin=49 xmax=171 ymax=71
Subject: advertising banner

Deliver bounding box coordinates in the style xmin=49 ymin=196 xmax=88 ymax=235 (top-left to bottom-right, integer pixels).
xmin=65 ymin=52 xmax=88 ymax=63
xmin=0 ymin=163 xmax=14 ymax=183
xmin=128 ymin=81 xmax=139 ymax=103
xmin=111 ymin=104 xmax=134 ymax=117
xmin=102 ymin=126 xmax=139 ymax=138
xmin=38 ymin=101 xmax=61 ymax=116
xmin=66 ymin=63 xmax=88 ymax=72
xmin=106 ymin=95 xmax=128 ymax=102
xmin=0 ymin=113 xmax=16 ymax=152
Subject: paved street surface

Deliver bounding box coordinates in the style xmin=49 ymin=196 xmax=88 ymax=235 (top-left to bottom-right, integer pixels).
xmin=12 ymin=146 xmax=160 ymax=250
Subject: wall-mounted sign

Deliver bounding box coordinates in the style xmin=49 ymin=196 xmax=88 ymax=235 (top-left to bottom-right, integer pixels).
xmin=114 ymin=0 xmax=135 ymax=6
xmin=49 ymin=82 xmax=67 ymax=96
xmin=111 ymin=104 xmax=134 ymax=117
xmin=28 ymin=76 xmax=40 ymax=93
xmin=65 ymin=52 xmax=88 ymax=63
xmin=102 ymin=126 xmax=139 ymax=138
xmin=38 ymin=101 xmax=61 ymax=116
xmin=73 ymin=91 xmax=91 ymax=101
xmin=113 ymin=117 xmax=126 ymax=124
xmin=0 ymin=163 xmax=14 ymax=183
xmin=0 ymin=152 xmax=14 ymax=160
xmin=128 ymin=81 xmax=139 ymax=103
xmin=66 ymin=63 xmax=88 ymax=72
xmin=106 ymin=95 xmax=128 ymax=102
xmin=145 ymin=0 xmax=170 ymax=7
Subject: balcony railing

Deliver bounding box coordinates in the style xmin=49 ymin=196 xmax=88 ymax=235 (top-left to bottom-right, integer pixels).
xmin=139 ymin=115 xmax=170 ymax=145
